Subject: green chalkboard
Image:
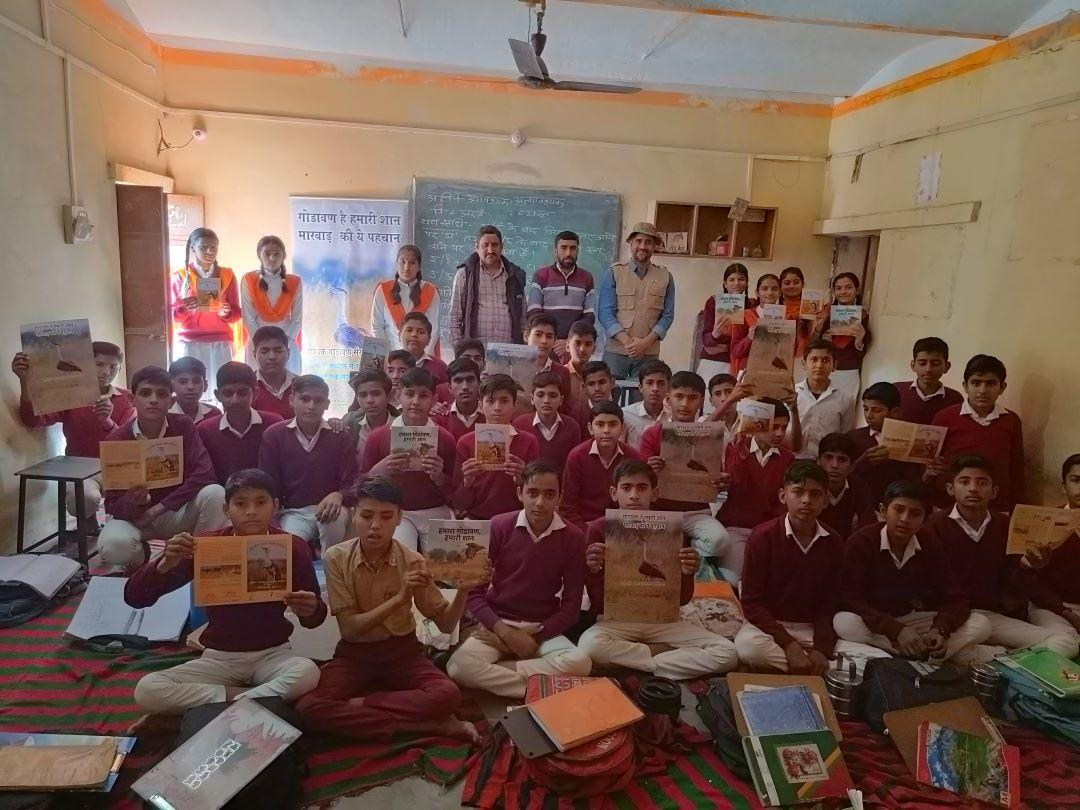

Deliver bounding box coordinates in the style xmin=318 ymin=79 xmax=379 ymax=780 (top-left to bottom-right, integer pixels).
xmin=412 ymin=178 xmax=621 ymax=343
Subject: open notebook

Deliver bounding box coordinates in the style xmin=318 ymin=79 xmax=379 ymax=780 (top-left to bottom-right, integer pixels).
xmin=66 ymin=576 xmax=190 ymax=642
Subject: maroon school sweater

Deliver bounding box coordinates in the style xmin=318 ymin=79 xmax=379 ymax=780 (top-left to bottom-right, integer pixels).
xmin=894 ymin=381 xmax=963 ymax=426
xmin=560 ymin=440 xmax=642 ymax=528
xmin=19 ymin=388 xmax=135 ymax=458
xmin=258 ymin=421 xmax=359 ymax=509
xmin=360 ymin=423 xmax=457 ymax=511
xmin=740 ymin=516 xmax=843 ymax=655
xmin=512 ymin=413 xmax=581 ymax=468
xmin=197 ymin=409 xmax=284 ymax=484
xmin=848 ymin=426 xmax=920 ymax=505
xmin=932 ymin=405 xmax=1026 ymax=511
xmin=841 ymin=524 xmax=970 ymax=640
xmin=451 ymin=430 xmax=539 ymax=519
xmin=1039 ymin=532 xmax=1080 ymax=610
xmin=819 ymin=478 xmax=877 ymax=540
xmin=125 ymin=526 xmax=326 ymax=651
xmin=718 ymin=437 xmax=794 ymax=530
xmin=435 ymin=408 xmax=485 ymax=443
xmin=252 ymin=378 xmax=296 ymax=420
xmin=417 ymin=356 xmax=449 ymax=386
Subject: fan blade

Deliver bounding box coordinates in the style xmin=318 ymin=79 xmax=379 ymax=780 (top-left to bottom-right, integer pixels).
xmin=509 ymin=38 xmax=546 ymax=81
xmin=551 ymin=80 xmax=640 ymax=94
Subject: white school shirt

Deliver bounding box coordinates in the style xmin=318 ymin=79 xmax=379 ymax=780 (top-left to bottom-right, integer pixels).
xmin=449 ymin=401 xmax=482 ymax=430
xmin=948 ymin=505 xmax=992 ymax=543
xmin=516 ymin=510 xmax=567 ymax=543
xmin=880 ymin=525 xmax=921 ymax=569
xmin=257 ymin=370 xmax=297 ymax=399
xmin=783 ymin=516 xmax=831 ymax=555
xmin=533 ymin=412 xmax=563 ymax=442
xmin=370 ymin=279 xmax=443 ymax=351
xmin=240 ymin=270 xmax=303 ymax=344
xmin=169 ymin=401 xmax=215 ymax=421
xmin=910 ymin=381 xmax=946 ymax=402
xmin=749 ymin=436 xmax=780 ymax=467
xmin=286 ymin=418 xmax=330 ymax=453
xmin=220 ymin=408 xmax=263 ymax=438
xmin=623 ymin=400 xmax=670 ymax=451
xmin=794 ymin=379 xmax=856 ymax=460
xmin=959 ymin=399 xmax=1009 ymax=428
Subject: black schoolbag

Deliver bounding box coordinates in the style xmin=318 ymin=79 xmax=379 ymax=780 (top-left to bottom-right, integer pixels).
xmin=695 ymin=678 xmax=751 ymax=780
xmin=860 ymin=658 xmax=976 ymax=732
xmin=0 ymin=572 xmax=84 ymax=629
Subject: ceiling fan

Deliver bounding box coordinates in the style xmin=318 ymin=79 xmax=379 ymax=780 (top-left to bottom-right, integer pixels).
xmin=509 ymin=2 xmax=640 ymax=94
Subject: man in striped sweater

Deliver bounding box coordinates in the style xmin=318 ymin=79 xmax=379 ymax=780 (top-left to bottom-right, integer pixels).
xmin=526 ymin=231 xmax=596 ymax=363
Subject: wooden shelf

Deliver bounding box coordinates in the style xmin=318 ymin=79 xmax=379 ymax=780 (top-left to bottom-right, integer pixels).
xmin=650 ymin=201 xmax=778 ymax=260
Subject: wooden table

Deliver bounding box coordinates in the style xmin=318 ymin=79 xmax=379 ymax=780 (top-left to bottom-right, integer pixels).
xmin=15 ymin=455 xmax=102 ymax=566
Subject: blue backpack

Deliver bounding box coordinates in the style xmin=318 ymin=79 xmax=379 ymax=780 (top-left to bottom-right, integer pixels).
xmin=999 ymin=665 xmax=1080 ymax=746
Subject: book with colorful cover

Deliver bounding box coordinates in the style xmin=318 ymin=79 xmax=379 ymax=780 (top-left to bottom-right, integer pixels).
xmin=737 ymin=685 xmax=828 ymax=737
xmin=195 ymin=277 xmax=221 ymax=312
xmin=0 ymin=733 xmax=135 ymax=792
xmin=743 ymin=730 xmax=853 ymax=807
xmin=828 ymin=305 xmax=863 ymax=336
xmin=798 ymin=290 xmax=827 ymax=320
xmin=20 ymin=319 xmax=99 ymax=415
xmin=995 ymin=647 xmax=1080 ymax=698
xmin=390 ymin=425 xmax=437 ymax=472
xmin=485 ymin=343 xmax=539 ymax=395
xmin=916 ymin=722 xmax=1020 ymax=808
xmin=358 ymin=336 xmax=389 ymax=372
xmin=424 ymin=519 xmax=489 ymax=587
xmin=657 ymin=422 xmax=726 ymax=503
xmin=603 ymin=509 xmax=683 ymax=623
xmin=526 ymin=677 xmax=644 ymax=753
xmin=716 ymin=293 xmax=746 ymax=325
xmin=524 ymin=674 xmax=634 ymax=763
xmin=474 ymin=422 xmax=512 ymax=471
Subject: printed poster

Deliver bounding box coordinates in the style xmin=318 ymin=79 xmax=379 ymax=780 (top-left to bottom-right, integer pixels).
xmin=743 ymin=319 xmax=796 ymax=401
xmin=291 ymin=197 xmax=409 ymax=416
xmin=425 ymin=519 xmax=490 ymax=587
xmin=485 ymin=343 xmax=540 ymax=395
xmin=798 ymin=290 xmax=827 ymax=320
xmin=736 ymin=399 xmax=775 ymax=436
xmin=193 ymin=534 xmax=293 ymax=607
xmin=603 ymin=509 xmax=682 ymax=623
xmin=658 ymin=422 xmax=727 ymax=503
xmin=20 ymin=319 xmax=99 ymax=415
xmin=99 ymin=437 xmax=183 ymax=490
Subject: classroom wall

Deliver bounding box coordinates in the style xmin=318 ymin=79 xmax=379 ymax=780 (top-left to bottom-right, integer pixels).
xmin=822 ymin=29 xmax=1080 ymax=501
xmin=0 ymin=1 xmax=163 ymax=550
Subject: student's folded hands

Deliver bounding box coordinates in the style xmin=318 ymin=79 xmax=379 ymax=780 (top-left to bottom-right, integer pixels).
xmin=493 ymin=624 xmax=540 ymax=659
xmin=784 ymin=642 xmax=829 ymax=676
xmin=897 ymin=626 xmax=929 ymax=659
xmin=472 ymin=627 xmax=511 ymax=655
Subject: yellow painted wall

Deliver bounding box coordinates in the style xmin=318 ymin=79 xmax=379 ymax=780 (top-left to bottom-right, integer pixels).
xmin=823 ymin=33 xmax=1080 ymax=500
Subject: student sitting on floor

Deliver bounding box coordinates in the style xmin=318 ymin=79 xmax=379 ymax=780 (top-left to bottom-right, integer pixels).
xmin=848 ymin=381 xmax=919 ymax=505
xmin=923 ymin=455 xmax=1079 ymax=659
xmin=640 ymin=371 xmax=731 ymax=563
xmin=435 ymin=339 xmax=484 ymax=407
xmin=734 ymin=461 xmax=887 ymax=674
xmin=817 ymin=432 xmax=877 ymax=540
xmin=581 ymin=360 xmax=616 ymax=409
xmin=11 ymin=340 xmax=134 ymax=532
xmin=384 ymin=349 xmax=417 ymax=411
xmin=435 ymin=357 xmax=485 ymax=441
xmin=99 ymin=366 xmax=226 ymax=568
xmin=623 ymin=359 xmax=671 ymax=452
xmin=834 ymin=480 xmax=991 ymax=664
xmin=1026 ymin=454 xmax=1080 ymax=644
xmin=451 ymin=374 xmax=539 ymax=520
xmin=168 ymin=356 xmax=221 ymax=424
xmin=125 ymin=469 xmax=324 ymax=723
xmin=893 ymin=336 xmax=963 ymax=426
xmin=578 ymin=460 xmax=738 ymax=678
xmin=197 ymin=361 xmax=283 ymax=483
xmin=447 ymin=460 xmax=591 ymax=699
xmin=250 ymin=326 xmax=298 ymax=420
xmin=793 ymin=340 xmax=856 ymax=460
xmin=258 ymin=374 xmax=358 ymax=551
xmin=512 ymin=370 xmax=581 ymax=468
xmin=400 ymin=311 xmax=448 ymax=387
xmin=931 ymin=355 xmax=1025 ymax=512
xmin=341 ymin=368 xmax=397 ymax=463
xmin=561 ymin=402 xmax=641 ymax=529
xmin=361 ymin=367 xmax=456 ymax=550
xmin=297 ymin=476 xmax=483 ymax=742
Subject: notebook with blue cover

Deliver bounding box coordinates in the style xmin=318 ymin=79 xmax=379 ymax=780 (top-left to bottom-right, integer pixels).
xmin=737 ymin=685 xmax=828 ymax=737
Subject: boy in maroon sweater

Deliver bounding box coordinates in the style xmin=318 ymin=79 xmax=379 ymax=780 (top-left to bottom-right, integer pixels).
xmin=11 ymin=340 xmax=134 ymax=530
xmin=451 ymin=375 xmax=539 ymax=520
xmin=401 ymin=311 xmax=448 ymax=386
xmin=512 ymin=370 xmax=581 ymax=469
xmin=581 ymin=360 xmax=616 ymax=408
xmin=1028 ymin=454 xmax=1080 ymax=644
xmin=817 ymin=432 xmax=877 ymax=539
xmin=259 ymin=374 xmax=358 ymax=551
xmin=250 ymin=326 xmax=297 ymax=420
xmin=434 ymin=357 xmax=485 ymax=441
xmin=834 ymin=480 xmax=990 ymax=663
xmin=849 ymin=382 xmax=920 ymax=505
xmin=99 ymin=366 xmax=226 ymax=568
xmin=168 ymin=356 xmax=221 ymax=424
xmin=734 ymin=461 xmax=886 ymax=674
xmin=521 ymin=313 xmax=581 ymax=424
xmin=893 ymin=337 xmax=963 ymax=425
xmin=362 ymin=367 xmax=457 ymax=550
xmin=297 ymin=476 xmax=484 ymax=742
xmin=561 ymin=402 xmax=641 ymax=529
xmin=385 ymin=350 xmax=416 ymax=411
xmin=931 ymin=355 xmax=1026 ymax=512
xmin=198 ymin=362 xmax=283 ymax=483
xmin=435 ymin=340 xmax=484 ymax=408
xmin=447 ymin=460 xmax=590 ymax=699
xmin=578 ymin=460 xmax=737 ymax=678
xmin=125 ymin=469 xmax=324 ymax=722
xmin=923 ymin=455 xmax=1078 ymax=659
xmin=341 ymin=369 xmax=397 ymax=462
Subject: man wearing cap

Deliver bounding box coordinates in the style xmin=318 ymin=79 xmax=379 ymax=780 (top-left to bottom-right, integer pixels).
xmin=597 ymin=223 xmax=675 ymax=380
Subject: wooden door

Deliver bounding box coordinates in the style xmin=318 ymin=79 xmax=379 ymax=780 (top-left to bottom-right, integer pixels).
xmin=116 ymin=185 xmax=170 ymax=380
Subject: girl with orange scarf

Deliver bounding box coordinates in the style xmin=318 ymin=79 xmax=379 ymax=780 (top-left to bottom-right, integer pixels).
xmin=370 ymin=244 xmax=442 ymax=357
xmin=241 ymin=235 xmax=303 ymax=374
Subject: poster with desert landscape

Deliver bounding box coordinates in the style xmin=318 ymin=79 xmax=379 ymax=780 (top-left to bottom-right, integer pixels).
xmin=603 ymin=509 xmax=682 ymax=623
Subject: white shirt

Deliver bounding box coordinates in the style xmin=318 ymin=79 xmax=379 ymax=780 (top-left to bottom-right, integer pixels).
xmin=391 ymin=415 xmax=436 ymax=428
xmin=828 ymin=480 xmax=850 ymax=506
xmin=219 ymin=408 xmax=263 ymax=438
xmin=170 ymin=401 xmax=215 ymax=421
xmin=449 ymin=401 xmax=481 ymax=429
xmin=880 ymin=525 xmax=920 ymax=569
xmin=257 ymin=370 xmax=296 ymax=399
xmin=533 ymin=412 xmax=563 ymax=441
xmin=910 ymin=381 xmax=946 ymax=402
xmin=948 ymin=505 xmax=992 ymax=542
xmin=260 ymin=268 xmax=286 ymax=307
xmin=286 ymin=418 xmax=329 ymax=453
xmin=959 ymin=399 xmax=1009 ymax=427
xmin=750 ymin=436 xmax=780 ymax=467
xmin=784 ymin=515 xmax=830 ymax=555
xmin=589 ymin=440 xmax=625 ymax=470
xmin=795 ymin=379 xmax=856 ymax=460
xmin=516 ymin=510 xmax=567 ymax=543
xmin=132 ymin=418 xmax=168 ymax=439
xmin=623 ymin=400 xmax=670 ymax=450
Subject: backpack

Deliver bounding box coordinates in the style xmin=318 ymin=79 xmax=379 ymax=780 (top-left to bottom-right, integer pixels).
xmin=695 ymin=678 xmax=751 ymax=780
xmin=167 ymin=697 xmax=307 ymax=810
xmin=0 ymin=572 xmax=83 ymax=629
xmin=860 ymin=658 xmax=976 ymax=732
xmin=999 ymin=664 xmax=1080 ymax=746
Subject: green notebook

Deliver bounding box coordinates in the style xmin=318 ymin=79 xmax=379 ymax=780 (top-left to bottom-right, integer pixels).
xmin=997 ymin=647 xmax=1080 ymax=698
xmin=742 ymin=730 xmax=853 ymax=807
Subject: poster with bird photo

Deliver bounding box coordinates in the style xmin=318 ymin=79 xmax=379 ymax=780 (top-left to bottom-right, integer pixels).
xmin=19 ymin=319 xmax=99 ymax=416
xmin=658 ymin=422 xmax=727 ymax=504
xmin=743 ymin=318 xmax=797 ymax=401
xmin=603 ymin=509 xmax=682 ymax=623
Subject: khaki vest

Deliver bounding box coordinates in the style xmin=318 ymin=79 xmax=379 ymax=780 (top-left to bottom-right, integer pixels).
xmin=610 ymin=261 xmax=670 ymax=354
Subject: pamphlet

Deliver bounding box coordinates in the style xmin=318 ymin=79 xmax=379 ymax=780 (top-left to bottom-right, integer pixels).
xmin=995 ymin=647 xmax=1080 ymax=698
xmin=658 ymin=422 xmax=726 ymax=503
xmin=390 ymin=425 xmax=437 ymax=472
xmin=743 ymin=318 xmax=796 ymax=401
xmin=736 ymin=399 xmax=776 ymax=436
xmin=603 ymin=509 xmax=683 ymax=623
xmin=759 ymin=303 xmax=787 ymax=322
xmin=474 ymin=422 xmax=512 ymax=471
xmin=193 ymin=534 xmax=293 ymax=607
xmin=195 ymin=277 xmax=221 ymax=312
xmin=828 ymin=305 xmax=863 ymax=337
xmin=424 ymin=519 xmax=490 ymax=587
xmin=916 ymin=722 xmax=1020 ymax=808
xmin=100 ymin=436 xmax=184 ymax=490
xmin=716 ymin=293 xmax=746 ymax=325
xmin=485 ymin=343 xmax=540 ymax=394
xmin=880 ymin=418 xmax=948 ymax=464
xmin=19 ymin=319 xmax=99 ymax=415
xmin=358 ymin=335 xmax=389 ymax=372
xmin=1005 ymin=504 xmax=1080 ymax=556
xmin=798 ymin=290 xmax=827 ymax=320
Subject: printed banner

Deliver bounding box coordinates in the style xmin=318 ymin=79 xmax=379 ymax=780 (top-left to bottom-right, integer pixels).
xmin=291 ymin=197 xmax=409 ymax=415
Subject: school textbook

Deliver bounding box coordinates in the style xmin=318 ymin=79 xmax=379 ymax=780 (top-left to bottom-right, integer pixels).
xmin=66 ymin=576 xmax=191 ymax=643
xmin=0 ymin=553 xmax=81 ymax=599
xmin=526 ymin=678 xmax=644 ymax=752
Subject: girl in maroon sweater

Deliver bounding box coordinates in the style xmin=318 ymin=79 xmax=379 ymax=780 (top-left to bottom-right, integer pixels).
xmin=820 ymin=272 xmax=870 ymax=401
xmin=697 ymin=263 xmax=749 ymax=379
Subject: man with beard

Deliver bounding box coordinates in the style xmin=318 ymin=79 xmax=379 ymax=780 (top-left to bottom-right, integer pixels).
xmin=526 ymin=231 xmax=596 ymax=363
xmin=598 ymin=222 xmax=675 ymax=381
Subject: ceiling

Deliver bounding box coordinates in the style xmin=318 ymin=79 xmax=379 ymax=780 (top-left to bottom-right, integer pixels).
xmin=113 ymin=0 xmax=1063 ymax=103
